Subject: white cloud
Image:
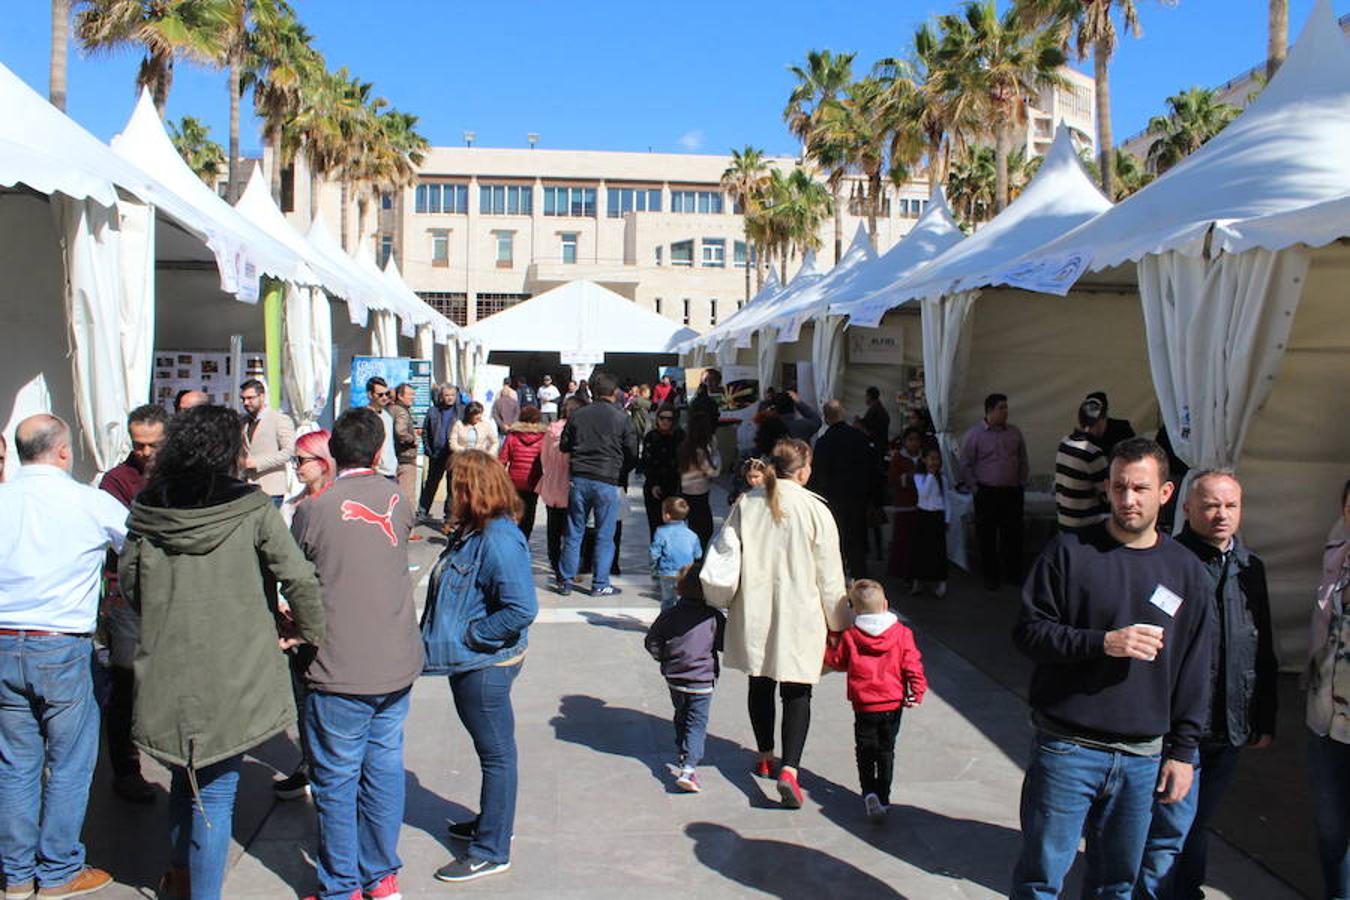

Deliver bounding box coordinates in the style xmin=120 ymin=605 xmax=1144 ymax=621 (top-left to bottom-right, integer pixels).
xmin=676 ymin=130 xmax=704 ymax=152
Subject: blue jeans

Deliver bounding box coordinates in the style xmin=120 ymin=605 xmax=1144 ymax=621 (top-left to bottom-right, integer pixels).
xmin=305 ymin=688 xmax=411 ymax=899
xmin=658 ymin=577 xmax=679 ymax=610
xmin=0 ymin=634 xmax=99 ymax=888
xmin=449 ymin=664 xmax=520 ymax=864
xmin=559 ymin=477 xmax=622 ymax=590
xmin=1307 ymin=729 xmax=1350 ymax=900
xmin=1137 ymin=741 xmax=1243 ymax=899
xmin=168 ymin=755 xmax=243 ymax=900
xmin=1010 ymin=733 xmax=1162 ymax=899
xmin=669 ymin=687 xmax=712 ymax=769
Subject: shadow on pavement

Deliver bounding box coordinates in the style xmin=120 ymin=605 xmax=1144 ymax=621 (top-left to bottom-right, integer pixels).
xmin=685 ymin=821 xmax=907 ymax=899
xmin=576 ymin=611 xmax=651 ymax=633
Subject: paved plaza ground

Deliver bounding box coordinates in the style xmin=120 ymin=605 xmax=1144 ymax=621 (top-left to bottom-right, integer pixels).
xmin=77 ymin=486 xmax=1309 ymax=898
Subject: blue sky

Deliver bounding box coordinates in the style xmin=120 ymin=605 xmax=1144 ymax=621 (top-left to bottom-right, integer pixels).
xmin=1 ymin=0 xmax=1345 ymax=158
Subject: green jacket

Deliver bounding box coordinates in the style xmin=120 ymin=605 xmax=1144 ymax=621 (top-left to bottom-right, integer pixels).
xmin=119 ymin=479 xmax=324 ymax=770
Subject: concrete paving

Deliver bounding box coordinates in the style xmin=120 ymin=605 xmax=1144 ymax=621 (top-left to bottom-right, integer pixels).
xmin=75 ymin=486 xmax=1305 ymax=898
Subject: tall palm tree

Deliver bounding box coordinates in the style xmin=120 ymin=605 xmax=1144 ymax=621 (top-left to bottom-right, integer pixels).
xmin=938 ymin=1 xmax=1065 ymax=212
xmin=75 ymin=0 xmax=228 ymax=113
xmin=945 ymin=144 xmax=996 ymax=229
xmin=169 ymin=115 xmax=226 ymax=183
xmin=1145 ymin=86 xmax=1239 ymax=174
xmin=720 ymin=146 xmax=771 ymax=301
xmin=51 ymin=0 xmax=71 ymax=110
xmin=1015 ymin=0 xmax=1176 ymax=200
xmin=759 ymin=167 xmax=832 ymax=283
xmin=1267 ymin=0 xmax=1288 ymax=79
xmin=784 ymin=49 xmax=855 ymax=262
xmin=292 ymin=65 xmax=361 ymax=224
xmin=218 ymin=0 xmax=247 ymax=203
xmin=242 ymin=0 xmax=322 ymax=203
xmin=1078 ymin=147 xmax=1154 ymax=199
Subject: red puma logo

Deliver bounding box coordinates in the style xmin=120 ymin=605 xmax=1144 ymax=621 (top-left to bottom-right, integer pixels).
xmin=340 ymin=494 xmax=401 ymax=546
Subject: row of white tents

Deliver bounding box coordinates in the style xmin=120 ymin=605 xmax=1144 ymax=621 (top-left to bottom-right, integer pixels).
xmin=682 ymin=0 xmax=1350 ymax=661
xmin=1 ymin=69 xmax=482 ymax=482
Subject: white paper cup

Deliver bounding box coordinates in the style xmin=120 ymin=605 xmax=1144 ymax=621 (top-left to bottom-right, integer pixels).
xmin=1132 ymin=623 xmax=1164 ymax=661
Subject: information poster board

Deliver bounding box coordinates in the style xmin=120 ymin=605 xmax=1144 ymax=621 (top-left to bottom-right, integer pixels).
xmin=152 ymin=350 xmax=265 ymax=412
xmin=350 ymin=357 xmax=434 ymax=418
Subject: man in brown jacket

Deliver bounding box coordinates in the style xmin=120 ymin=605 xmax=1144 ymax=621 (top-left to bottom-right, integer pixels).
xmin=390 ymin=383 xmax=420 ymax=510
xmin=240 ymin=378 xmax=295 ymax=505
xmin=291 ymin=408 xmax=422 ymax=900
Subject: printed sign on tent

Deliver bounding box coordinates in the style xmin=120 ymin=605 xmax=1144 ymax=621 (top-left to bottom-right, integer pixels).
xmin=847 ymin=322 xmax=905 ymax=365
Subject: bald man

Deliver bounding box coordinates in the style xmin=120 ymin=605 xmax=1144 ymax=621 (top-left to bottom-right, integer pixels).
xmin=174 ymin=389 xmax=208 ymax=413
xmin=0 ymin=415 xmax=127 ymax=896
xmin=1137 ymin=469 xmax=1277 ymax=899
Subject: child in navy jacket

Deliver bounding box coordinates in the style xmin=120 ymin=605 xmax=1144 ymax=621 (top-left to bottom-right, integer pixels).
xmin=824 ymin=579 xmax=927 ymax=820
xmin=644 ymin=559 xmax=724 ymax=793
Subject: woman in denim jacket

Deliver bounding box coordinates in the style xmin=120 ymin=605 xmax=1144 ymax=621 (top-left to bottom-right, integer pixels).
xmin=422 ymin=450 xmax=538 ymax=883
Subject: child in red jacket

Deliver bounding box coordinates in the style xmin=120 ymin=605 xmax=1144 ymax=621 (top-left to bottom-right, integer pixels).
xmin=824 ymin=579 xmax=927 ymax=821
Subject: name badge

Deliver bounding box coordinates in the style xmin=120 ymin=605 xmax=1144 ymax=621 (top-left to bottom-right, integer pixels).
xmin=1148 ymin=584 xmax=1184 ymax=618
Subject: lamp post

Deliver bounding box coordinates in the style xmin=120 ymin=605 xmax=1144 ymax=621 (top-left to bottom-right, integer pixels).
xmin=463 ymin=131 xmax=475 ymax=148
xmin=527 ymin=133 xmax=539 ymax=150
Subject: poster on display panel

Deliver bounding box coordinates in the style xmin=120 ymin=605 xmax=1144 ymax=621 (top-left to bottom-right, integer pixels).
xmin=152 ymin=350 xmax=266 ymax=412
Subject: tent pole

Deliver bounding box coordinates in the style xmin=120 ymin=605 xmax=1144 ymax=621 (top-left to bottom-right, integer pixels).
xmin=263 ymin=278 xmax=285 ymax=404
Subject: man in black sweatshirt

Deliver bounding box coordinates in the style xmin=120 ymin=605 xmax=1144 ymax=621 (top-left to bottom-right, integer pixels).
xmin=1009 ymin=438 xmax=1214 ymax=900
xmin=558 ymin=372 xmax=638 ymax=597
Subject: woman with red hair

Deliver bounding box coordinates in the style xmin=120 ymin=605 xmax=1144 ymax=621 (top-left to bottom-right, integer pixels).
xmin=280 ymin=429 xmax=335 ymax=526
xmin=423 ymin=450 xmax=538 ymax=883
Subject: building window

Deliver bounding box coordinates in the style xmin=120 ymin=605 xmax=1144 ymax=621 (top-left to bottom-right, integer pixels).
xmin=476 ymin=292 xmax=531 ymax=320
xmin=682 ymin=298 xmax=691 ymax=326
xmin=737 ymin=299 xmax=744 ymax=311
xmin=381 ymin=191 xmax=393 ymax=210
xmin=560 ymin=232 xmax=578 ymax=264
xmin=709 ymin=298 xmax=718 ymax=326
xmin=493 ymin=231 xmax=514 ymax=268
xmin=606 ymin=187 xmax=662 ymax=217
xmin=417 ymin=291 xmax=468 ymax=326
xmin=543 ymin=186 xmax=597 ymax=217
xmin=415 ymin=182 xmax=468 ymax=214
xmin=654 ymin=246 xmax=663 ymax=266
xmin=480 ymin=184 xmax=532 ymax=215
xmin=701 ymin=238 xmax=726 ymax=268
xmin=655 ymin=296 xmax=663 ymax=315
xmin=430 ymin=230 xmax=449 ymax=267
xmin=671 ymin=240 xmax=694 ymax=267
xmin=898 ymin=198 xmax=928 ymax=219
xmin=670 ymin=189 xmax=724 ymax=214
xmin=734 ymin=241 xmax=749 ymax=268
xmin=379 ymin=234 xmax=394 ymax=266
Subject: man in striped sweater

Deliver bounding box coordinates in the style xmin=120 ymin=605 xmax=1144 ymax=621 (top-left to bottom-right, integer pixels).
xmin=1054 ymin=398 xmax=1110 ymax=530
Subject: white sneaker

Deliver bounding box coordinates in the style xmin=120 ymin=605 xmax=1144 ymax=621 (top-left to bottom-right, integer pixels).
xmin=864 ymin=792 xmax=885 ymax=821
xmin=934 ymin=581 xmax=947 ymax=598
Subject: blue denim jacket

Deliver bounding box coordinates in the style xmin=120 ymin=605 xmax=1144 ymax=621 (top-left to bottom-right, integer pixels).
xmin=422 ymin=516 xmax=538 ymax=675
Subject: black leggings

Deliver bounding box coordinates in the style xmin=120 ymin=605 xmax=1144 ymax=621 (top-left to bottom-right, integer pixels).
xmin=747 ymin=677 xmax=813 ymax=770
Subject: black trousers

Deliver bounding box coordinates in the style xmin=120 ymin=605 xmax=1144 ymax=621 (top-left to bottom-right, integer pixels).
xmin=747 ymin=677 xmax=812 ymax=769
xmin=974 ymin=485 xmax=1024 ymax=587
xmin=104 ymin=665 xmax=139 ymax=778
xmin=855 ymin=708 xmax=903 ymax=804
xmin=517 ymin=489 xmax=539 ymax=540
xmin=642 ymin=484 xmax=666 ymax=541
xmin=684 ymin=492 xmax=714 ymax=553
xmin=419 ymin=451 xmax=453 ymax=516
xmin=832 ymin=502 xmax=870 ymax=580
xmin=546 ymin=505 xmax=567 ymax=576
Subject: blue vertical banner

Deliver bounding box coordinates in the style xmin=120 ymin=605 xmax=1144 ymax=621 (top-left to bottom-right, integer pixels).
xmin=351 ymin=357 xmax=434 ymax=418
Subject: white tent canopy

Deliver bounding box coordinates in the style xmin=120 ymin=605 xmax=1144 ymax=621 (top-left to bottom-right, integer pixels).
xmin=463 ymin=280 xmax=696 ymax=354
xmin=723 ymin=249 xmax=826 ymax=349
xmin=382 ymin=256 xmax=458 ymax=345
xmin=770 ymin=223 xmax=877 ymax=344
xmin=831 ymin=189 xmax=966 ymax=327
xmin=305 ymin=218 xmax=384 ymax=326
xmin=681 ymin=266 xmax=782 ymax=355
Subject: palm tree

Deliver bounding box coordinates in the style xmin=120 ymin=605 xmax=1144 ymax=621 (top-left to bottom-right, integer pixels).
xmin=720 ymin=146 xmax=771 ymax=302
xmin=1077 ymin=147 xmax=1154 ymax=199
xmin=75 ymin=0 xmax=228 ymax=114
xmin=937 ymin=1 xmax=1065 ymax=212
xmin=1015 ymin=0 xmax=1176 ymax=201
xmin=784 ymin=50 xmax=855 ymax=262
xmin=169 ymin=115 xmax=226 ymax=183
xmin=1268 ymin=0 xmax=1288 ymax=79
xmin=1145 ymin=86 xmax=1239 ymax=174
xmin=219 ymin=0 xmax=247 ymax=203
xmin=945 ymin=144 xmax=996 ymax=229
xmin=242 ymin=0 xmax=322 ymax=203
xmin=51 ymin=0 xmax=71 ymax=110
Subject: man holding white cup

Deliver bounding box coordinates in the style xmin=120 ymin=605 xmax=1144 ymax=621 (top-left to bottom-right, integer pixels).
xmin=1010 ymin=438 xmax=1215 ymax=900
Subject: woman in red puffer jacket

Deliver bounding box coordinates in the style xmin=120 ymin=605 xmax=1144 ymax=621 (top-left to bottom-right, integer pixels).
xmin=499 ymin=406 xmax=549 ymax=539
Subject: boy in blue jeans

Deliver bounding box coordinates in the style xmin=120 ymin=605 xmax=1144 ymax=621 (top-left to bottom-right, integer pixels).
xmin=649 ymin=497 xmax=702 ymax=609
xmin=644 ymin=560 xmax=724 ymax=793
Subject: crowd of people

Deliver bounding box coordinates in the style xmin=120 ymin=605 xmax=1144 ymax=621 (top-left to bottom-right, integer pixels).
xmin=0 ymin=361 xmax=1345 ymax=900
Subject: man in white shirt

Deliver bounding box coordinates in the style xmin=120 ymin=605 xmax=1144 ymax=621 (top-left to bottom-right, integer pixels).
xmin=0 ymin=415 xmax=129 ymax=897
xmin=537 ymin=375 xmax=561 ymax=424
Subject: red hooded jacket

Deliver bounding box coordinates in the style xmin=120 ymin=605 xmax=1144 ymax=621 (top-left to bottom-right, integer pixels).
xmin=824 ymin=612 xmax=927 ymax=713
xmin=499 ymin=422 xmax=549 ymax=491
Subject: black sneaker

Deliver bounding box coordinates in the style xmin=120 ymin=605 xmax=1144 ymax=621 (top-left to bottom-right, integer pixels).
xmin=445 ymin=817 xmax=478 ymax=842
xmin=433 ymin=857 xmax=510 ymax=883
xmin=554 ymin=580 xmax=572 ymax=597
xmin=272 ymin=769 xmax=309 ymax=800
xmin=591 ymin=585 xmax=621 ymax=597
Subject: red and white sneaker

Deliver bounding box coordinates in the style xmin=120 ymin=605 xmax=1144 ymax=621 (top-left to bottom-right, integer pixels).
xmin=302 ymin=892 xmax=359 ymax=900
xmin=777 ymin=768 xmax=803 ymax=809
xmin=365 ymin=874 xmax=402 ymax=900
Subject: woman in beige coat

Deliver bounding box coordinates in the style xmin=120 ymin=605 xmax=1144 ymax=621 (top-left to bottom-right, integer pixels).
xmin=701 ymin=438 xmax=849 ymax=808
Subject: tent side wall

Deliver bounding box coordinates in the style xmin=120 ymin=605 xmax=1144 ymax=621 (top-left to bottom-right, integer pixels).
xmin=0 ymin=193 xmax=88 ymax=480
xmin=1238 ymin=242 xmax=1350 ymax=664
xmin=951 ymin=289 xmax=1158 ymax=487
xmin=836 ymin=309 xmax=925 ymax=426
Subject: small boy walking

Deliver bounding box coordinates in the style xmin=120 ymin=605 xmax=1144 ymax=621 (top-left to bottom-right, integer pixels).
xmin=824 ymin=579 xmax=927 ymax=821
xmin=649 ymin=497 xmax=702 ymax=610
xmin=644 ymin=560 xmax=725 ymax=793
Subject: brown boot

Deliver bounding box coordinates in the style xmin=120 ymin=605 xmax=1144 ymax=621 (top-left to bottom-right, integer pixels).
xmin=35 ymin=868 xmax=112 ymax=897
xmin=154 ymin=868 xmax=189 ymax=900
